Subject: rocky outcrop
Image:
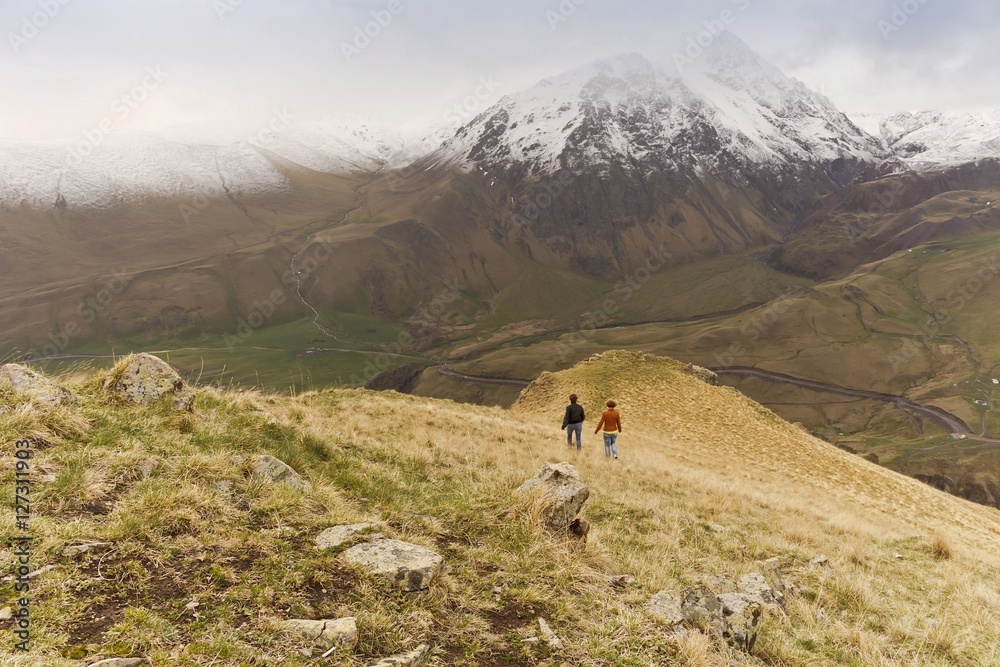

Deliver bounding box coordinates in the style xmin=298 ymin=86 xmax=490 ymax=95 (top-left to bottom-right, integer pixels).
xmin=280 ymin=617 xmax=358 ymax=651
xmin=0 ymin=363 xmax=77 ymax=406
xmin=684 ymin=363 xmax=718 ymax=386
xmin=646 ymin=566 xmax=787 ymax=652
xmin=104 ymin=353 xmax=194 ymax=411
xmin=516 ymin=462 xmax=589 ymax=532
xmin=342 ymin=539 xmax=443 ymax=592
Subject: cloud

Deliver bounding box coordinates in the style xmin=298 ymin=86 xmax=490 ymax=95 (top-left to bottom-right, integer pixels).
xmin=2 ymin=0 xmax=999 ymax=140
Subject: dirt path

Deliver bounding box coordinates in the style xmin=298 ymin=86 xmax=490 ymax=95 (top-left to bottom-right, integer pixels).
xmin=438 ymin=365 xmax=532 ymax=387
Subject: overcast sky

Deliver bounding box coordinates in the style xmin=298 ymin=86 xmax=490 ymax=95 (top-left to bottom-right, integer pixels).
xmin=1 ymin=0 xmax=998 ymax=141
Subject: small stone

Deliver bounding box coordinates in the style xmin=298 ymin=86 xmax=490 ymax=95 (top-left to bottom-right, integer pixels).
xmin=708 ymin=523 xmax=726 ymax=532
xmin=0 ymin=607 xmax=10 ymax=620
xmin=342 ymin=539 xmax=443 ymax=592
xmin=810 ymin=555 xmax=829 ymax=567
xmin=315 ymin=524 xmax=376 ymax=550
xmin=280 ymin=617 xmax=358 ymax=650
xmin=610 ymin=575 xmax=635 ymax=588
xmin=816 ymin=608 xmax=828 ymax=625
xmin=366 ymin=643 xmax=431 ymax=667
xmin=64 ymin=542 xmax=112 ymax=557
xmin=88 ymin=659 xmax=144 ymax=667
xmin=249 ymin=455 xmax=312 ymax=493
xmin=522 ymin=637 xmax=540 ymax=646
xmin=537 ymin=617 xmax=563 ymax=650
xmin=894 ymin=553 xmax=904 ymax=560
xmin=137 ymin=458 xmax=158 ymax=479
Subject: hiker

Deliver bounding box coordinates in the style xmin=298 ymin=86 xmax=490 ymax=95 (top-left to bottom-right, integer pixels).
xmin=595 ymin=400 xmax=622 ymax=459
xmin=562 ymin=393 xmax=586 ymax=450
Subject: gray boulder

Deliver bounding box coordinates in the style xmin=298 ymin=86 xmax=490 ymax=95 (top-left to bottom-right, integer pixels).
xmin=342 ymin=539 xmax=443 ymax=592
xmin=516 ymin=462 xmax=589 ymax=532
xmin=105 ymin=353 xmax=194 ymax=410
xmin=280 ymin=617 xmax=357 ymax=651
xmin=316 ymin=524 xmax=378 ymax=550
xmin=0 ymin=364 xmax=77 ymax=406
xmin=366 ymin=643 xmax=431 ymax=667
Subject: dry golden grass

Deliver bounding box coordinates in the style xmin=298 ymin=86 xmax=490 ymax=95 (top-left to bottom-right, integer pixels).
xmin=3 ymin=351 xmax=1000 ymax=665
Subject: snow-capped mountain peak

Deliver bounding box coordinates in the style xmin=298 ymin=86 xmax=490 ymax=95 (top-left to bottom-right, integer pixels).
xmin=442 ymin=32 xmax=888 ymax=177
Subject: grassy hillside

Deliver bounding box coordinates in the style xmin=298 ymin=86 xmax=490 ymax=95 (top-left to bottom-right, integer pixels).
xmin=3 ymin=352 xmax=1000 ymax=666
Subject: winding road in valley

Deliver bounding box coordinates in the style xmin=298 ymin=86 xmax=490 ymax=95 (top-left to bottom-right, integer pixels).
xmin=713 ymin=366 xmax=1000 ymax=444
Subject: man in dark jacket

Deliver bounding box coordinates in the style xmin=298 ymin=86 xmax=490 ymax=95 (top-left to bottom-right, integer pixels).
xmin=562 ymin=393 xmax=585 ymax=450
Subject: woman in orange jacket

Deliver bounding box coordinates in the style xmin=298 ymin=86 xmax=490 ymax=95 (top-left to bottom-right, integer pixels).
xmin=595 ymin=400 xmax=622 ymax=459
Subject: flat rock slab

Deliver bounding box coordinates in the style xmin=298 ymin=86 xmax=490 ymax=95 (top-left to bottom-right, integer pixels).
xmin=107 ymin=353 xmax=194 ymax=411
xmin=316 ymin=524 xmax=378 ymax=550
xmin=516 ymin=462 xmax=589 ymax=531
xmin=0 ymin=364 xmax=77 ymax=406
xmin=250 ymin=454 xmax=312 ymax=493
xmin=88 ymin=659 xmax=144 ymax=667
xmin=342 ymin=539 xmax=443 ymax=592
xmin=366 ymin=643 xmax=431 ymax=667
xmin=280 ymin=617 xmax=358 ymax=650
xmin=646 ymin=590 xmax=684 ymax=627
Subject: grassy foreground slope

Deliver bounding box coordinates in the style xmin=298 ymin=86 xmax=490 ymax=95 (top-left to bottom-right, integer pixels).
xmin=2 ymin=352 xmax=1000 ymax=666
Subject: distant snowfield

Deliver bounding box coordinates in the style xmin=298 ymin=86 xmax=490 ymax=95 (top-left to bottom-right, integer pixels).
xmin=4 ymin=36 xmax=1000 ymax=209
xmin=0 ymin=112 xmax=451 ymax=208
xmin=848 ymin=109 xmax=1000 ymax=171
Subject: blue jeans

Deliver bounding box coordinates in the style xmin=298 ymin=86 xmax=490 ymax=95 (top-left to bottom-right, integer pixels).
xmin=566 ymin=423 xmax=582 ymax=449
xmin=603 ymin=432 xmax=618 ymax=457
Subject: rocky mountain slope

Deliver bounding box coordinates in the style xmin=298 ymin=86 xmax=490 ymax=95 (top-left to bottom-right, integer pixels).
xmin=4 ymin=351 xmax=1000 ymax=666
